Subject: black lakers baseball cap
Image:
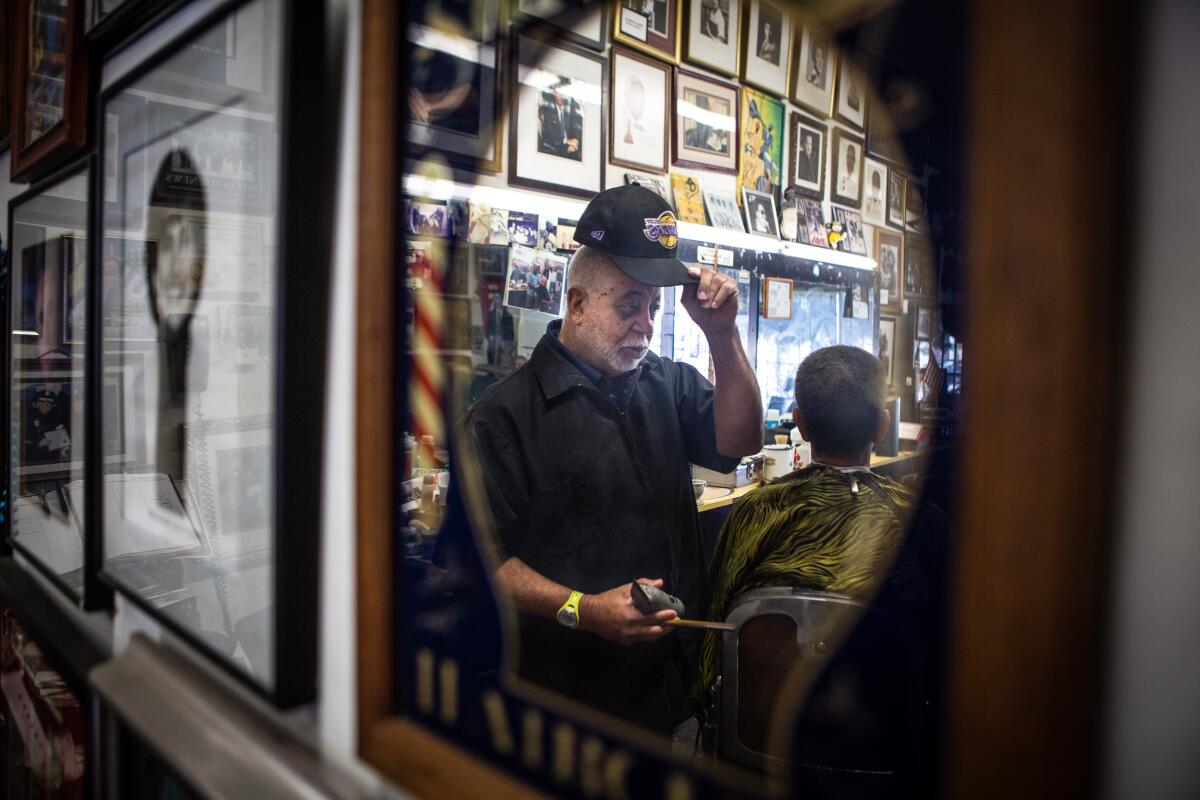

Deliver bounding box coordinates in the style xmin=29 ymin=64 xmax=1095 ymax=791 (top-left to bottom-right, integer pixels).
xmin=572 ymin=185 xmax=697 ymax=286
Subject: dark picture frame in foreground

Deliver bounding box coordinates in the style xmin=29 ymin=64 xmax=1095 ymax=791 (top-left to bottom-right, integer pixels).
xmin=94 ymin=0 xmax=336 ymax=709
xmin=508 ymin=31 xmax=607 ymax=199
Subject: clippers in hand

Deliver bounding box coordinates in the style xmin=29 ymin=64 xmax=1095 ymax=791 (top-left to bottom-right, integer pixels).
xmin=631 ymin=582 xmax=686 ymax=617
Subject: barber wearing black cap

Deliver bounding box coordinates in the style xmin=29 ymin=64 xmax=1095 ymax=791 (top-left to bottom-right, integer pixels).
xmin=467 ymin=185 xmax=761 ymax=732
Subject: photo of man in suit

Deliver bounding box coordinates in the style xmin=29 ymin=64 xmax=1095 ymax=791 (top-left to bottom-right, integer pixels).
xmin=537 ymin=78 xmax=584 ymax=162
xmin=796 ymin=129 xmax=820 ymax=184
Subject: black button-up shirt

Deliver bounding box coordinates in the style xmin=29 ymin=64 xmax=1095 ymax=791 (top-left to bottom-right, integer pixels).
xmin=467 ymin=320 xmax=739 ymax=725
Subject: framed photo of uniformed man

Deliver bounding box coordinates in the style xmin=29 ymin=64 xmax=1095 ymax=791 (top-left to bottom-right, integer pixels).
xmin=788 ymin=111 xmax=825 ymax=199
xmin=508 ymin=32 xmax=607 ymax=199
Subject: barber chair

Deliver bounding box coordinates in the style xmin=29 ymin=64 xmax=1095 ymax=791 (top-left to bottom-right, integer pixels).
xmin=718 ymin=587 xmax=929 ymax=798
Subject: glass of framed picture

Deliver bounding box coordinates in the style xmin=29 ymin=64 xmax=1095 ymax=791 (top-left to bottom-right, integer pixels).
xmin=6 ymin=165 xmax=92 ymax=600
xmin=788 ymin=111 xmax=826 ymax=198
xmin=835 ymin=54 xmax=868 ymax=130
xmin=740 ymin=0 xmax=791 ymax=97
xmin=407 ymin=0 xmax=503 ymax=172
xmin=510 ymin=0 xmax=608 ymax=50
xmin=508 ymin=31 xmax=607 ymax=198
xmin=613 ymin=0 xmax=680 ymax=63
xmin=97 ymin=0 xmax=330 ymax=707
xmin=831 ymin=127 xmax=865 ymax=208
xmin=682 ymin=0 xmax=739 ymax=76
xmin=790 ymin=19 xmax=836 ymax=116
xmin=672 ymin=68 xmax=737 ymax=173
xmin=609 ymin=46 xmax=670 ymax=174
xmin=738 ymin=86 xmax=784 ymax=202
xmin=875 ymin=229 xmax=904 ymax=311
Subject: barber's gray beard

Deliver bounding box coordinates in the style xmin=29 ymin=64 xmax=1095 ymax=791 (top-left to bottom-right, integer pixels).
xmin=580 ymin=318 xmax=649 ymax=375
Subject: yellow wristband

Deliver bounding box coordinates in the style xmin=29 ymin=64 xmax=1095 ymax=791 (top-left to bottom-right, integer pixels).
xmin=556 ymin=590 xmax=584 ymax=628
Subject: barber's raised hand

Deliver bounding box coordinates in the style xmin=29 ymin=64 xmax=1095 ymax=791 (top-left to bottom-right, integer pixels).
xmin=580 ymin=579 xmax=678 ymax=646
xmin=681 ymin=264 xmax=739 ymax=336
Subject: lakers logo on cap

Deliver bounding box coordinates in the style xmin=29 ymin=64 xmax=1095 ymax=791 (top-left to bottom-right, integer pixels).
xmin=643 ymin=212 xmax=678 ymax=250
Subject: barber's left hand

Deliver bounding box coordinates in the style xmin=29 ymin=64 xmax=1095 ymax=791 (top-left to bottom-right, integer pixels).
xmin=681 ymin=265 xmax=739 ymax=336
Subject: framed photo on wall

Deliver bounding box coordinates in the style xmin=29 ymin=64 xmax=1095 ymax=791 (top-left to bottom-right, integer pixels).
xmin=741 ymin=187 xmax=779 ymax=238
xmin=682 ymin=0 xmax=739 ymax=76
xmin=874 ymin=228 xmax=903 ymax=311
xmin=614 ymin=0 xmax=681 ymax=64
xmin=788 ymin=111 xmax=825 ymax=199
xmin=916 ymin=304 xmax=933 ymax=340
xmin=831 ymin=127 xmax=864 ymax=208
xmin=905 ymin=234 xmax=936 ymax=298
xmin=834 ymin=55 xmax=867 ymax=131
xmin=672 ymin=69 xmax=738 ymax=173
xmin=738 ymin=86 xmax=784 ymax=203
xmin=9 ymin=0 xmax=89 ymax=181
xmin=762 ymin=276 xmax=793 ymax=319
xmin=509 ymin=32 xmax=607 ymax=199
xmin=906 ymin=179 xmax=930 ymax=233
xmin=801 ymin=198 xmax=828 ymax=246
xmin=511 ymin=0 xmax=608 ymax=51
xmin=878 ymin=315 xmax=897 ymax=385
xmin=624 ymin=171 xmax=672 ymax=206
xmin=703 ymin=189 xmax=744 ymax=231
xmin=832 ymin=206 xmax=867 ymax=255
xmin=740 ymin=0 xmax=791 ymax=97
xmin=862 ymin=156 xmax=888 ymax=226
xmin=887 ymin=170 xmax=907 ymax=229
xmin=866 ymin=101 xmax=906 ymax=166
xmin=610 ymin=46 xmax=670 ymax=174
xmin=790 ymin=20 xmax=836 ymax=116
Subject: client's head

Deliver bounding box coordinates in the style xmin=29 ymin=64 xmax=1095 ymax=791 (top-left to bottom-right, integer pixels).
xmin=793 ymin=345 xmax=889 ymax=466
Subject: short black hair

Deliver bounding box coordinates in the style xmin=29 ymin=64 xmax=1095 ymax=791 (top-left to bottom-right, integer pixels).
xmin=794 ymin=345 xmax=885 ymax=458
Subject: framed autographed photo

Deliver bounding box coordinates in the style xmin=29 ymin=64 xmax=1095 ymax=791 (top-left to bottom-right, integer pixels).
xmin=788 ymin=111 xmax=825 ymax=199
xmin=407 ymin=0 xmax=503 ymax=172
xmin=835 ymin=54 xmax=868 ymax=130
xmin=790 ymin=19 xmax=836 ymax=116
xmin=832 ymin=205 xmax=867 ymax=255
xmin=740 ymin=0 xmax=791 ymax=97
xmin=672 ymin=69 xmax=737 ymax=173
xmin=610 ymin=46 xmax=670 ymax=174
xmin=682 ymin=0 xmax=739 ymax=76
xmin=509 ymin=32 xmax=607 ymax=198
xmin=614 ymin=0 xmax=681 ymax=64
xmin=874 ymin=228 xmax=903 ymax=311
xmin=831 ymin=127 xmax=864 ymax=208
xmin=9 ymin=0 xmax=89 ymax=182
xmin=742 ymin=187 xmax=780 ymax=238
xmin=511 ymin=0 xmax=608 ymax=51
xmin=887 ymin=170 xmax=907 ymax=229
xmin=762 ymin=276 xmax=793 ymax=319
xmin=862 ymin=156 xmax=888 ymax=226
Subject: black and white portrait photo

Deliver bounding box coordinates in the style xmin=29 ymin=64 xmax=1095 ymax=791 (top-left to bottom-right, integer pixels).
xmin=887 ymin=171 xmax=906 ymax=228
xmin=874 ymin=229 xmax=903 ymax=309
xmin=789 ymin=112 xmax=826 ymax=198
xmin=742 ymin=188 xmax=780 ymax=238
xmin=863 ymin=157 xmax=887 ymax=226
xmin=797 ymin=130 xmax=819 ymax=182
xmin=755 ymin=2 xmax=782 ymax=65
xmin=743 ymin=0 xmax=790 ymax=93
xmin=807 ymin=39 xmax=828 ymax=90
xmin=700 ymin=0 xmax=728 ymax=43
xmin=791 ymin=23 xmax=835 ymax=116
xmin=537 ymin=77 xmax=584 ymax=161
xmin=833 ymin=129 xmax=864 ymax=207
xmin=685 ymin=0 xmax=740 ymax=75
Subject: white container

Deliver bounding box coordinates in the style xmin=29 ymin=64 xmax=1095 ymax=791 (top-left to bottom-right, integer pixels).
xmin=763 ymin=444 xmax=793 ymax=481
xmin=793 ymin=441 xmax=812 ymax=470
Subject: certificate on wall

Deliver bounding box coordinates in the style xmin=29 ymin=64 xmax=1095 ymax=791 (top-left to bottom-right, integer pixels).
xmin=763 ymin=276 xmax=793 ymax=319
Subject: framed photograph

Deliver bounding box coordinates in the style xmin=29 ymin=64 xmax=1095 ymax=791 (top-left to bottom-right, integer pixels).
xmin=834 ymin=55 xmax=867 ymax=131
xmin=503 ymin=245 xmax=567 ymax=317
xmin=905 ymin=234 xmax=935 ymax=298
xmin=740 ymin=0 xmax=791 ymax=97
xmin=762 ymin=276 xmax=793 ymax=319
xmin=610 ymin=46 xmax=671 ymax=174
xmin=509 ymin=32 xmax=607 ymax=199
xmin=887 ymin=170 xmax=907 ymax=229
xmin=915 ymin=304 xmax=932 ymax=340
xmin=790 ymin=20 xmax=836 ymax=117
xmin=738 ymin=87 xmax=784 ymax=202
xmin=671 ymin=173 xmax=706 ymax=223
xmin=9 ymin=0 xmax=89 ymax=181
xmin=906 ymin=180 xmax=930 ymax=234
xmin=511 ymin=0 xmax=608 ymax=51
xmin=672 ymin=68 xmax=738 ymax=173
xmin=624 ymin=171 xmax=673 ymax=206
xmin=862 ymin=157 xmax=888 ymax=226
xmin=831 ymin=128 xmax=864 ymax=208
xmin=832 ymin=206 xmax=866 ymax=255
xmin=682 ymin=0 xmax=740 ymax=76
xmin=874 ymin=229 xmax=903 ymax=311
xmin=614 ymin=0 xmax=681 ymax=64
xmin=506 ymin=210 xmax=539 ymax=247
xmin=878 ymin=316 xmax=896 ymax=385
xmin=866 ymin=101 xmax=906 ymax=167
xmin=742 ymin=187 xmax=779 ymax=238
xmin=407 ymin=0 xmax=504 ymax=172
xmin=406 ymin=199 xmax=450 ymax=237
xmin=800 ymin=198 xmax=828 ymax=246
xmin=702 ymin=189 xmax=744 ymax=232
xmin=788 ymin=111 xmax=825 ymax=199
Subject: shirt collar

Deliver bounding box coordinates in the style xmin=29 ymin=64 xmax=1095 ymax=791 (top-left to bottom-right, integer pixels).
xmin=533 ymin=319 xmax=647 ymax=402
xmin=543 ymin=319 xmax=603 ymax=383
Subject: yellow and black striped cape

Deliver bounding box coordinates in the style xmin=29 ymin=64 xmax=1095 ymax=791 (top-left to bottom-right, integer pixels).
xmin=691 ymin=463 xmax=922 ymax=707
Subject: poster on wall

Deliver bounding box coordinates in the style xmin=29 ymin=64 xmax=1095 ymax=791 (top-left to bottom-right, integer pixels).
xmin=737 ymin=86 xmax=783 ymax=203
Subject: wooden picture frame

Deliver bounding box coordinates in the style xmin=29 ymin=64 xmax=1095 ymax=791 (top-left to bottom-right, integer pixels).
xmin=874 ymin=228 xmax=904 ymax=312
xmin=613 ymin=0 xmax=681 ymax=64
xmin=834 ymin=53 xmax=867 ymax=131
xmin=682 ymin=0 xmax=740 ymax=76
xmin=9 ymin=0 xmax=89 ymax=182
xmin=788 ymin=110 xmax=826 ymax=199
xmin=887 ymin=170 xmax=907 ymax=229
xmin=831 ymin=127 xmax=864 ymax=208
xmin=790 ymin=17 xmax=836 ymax=117
xmin=609 ymin=45 xmax=671 ymax=174
xmin=672 ymin=68 xmax=738 ymax=173
xmin=510 ymin=0 xmax=609 ymax=51
xmin=762 ymin=275 xmax=793 ymax=319
xmin=739 ymin=0 xmax=791 ymax=97
xmin=904 ymin=233 xmax=935 ymax=298
xmin=508 ymin=31 xmax=607 ymax=199
xmin=862 ymin=156 xmax=888 ymax=226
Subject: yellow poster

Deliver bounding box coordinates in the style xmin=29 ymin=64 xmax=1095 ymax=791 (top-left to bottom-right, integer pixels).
xmin=671 ymin=174 xmax=707 ymax=224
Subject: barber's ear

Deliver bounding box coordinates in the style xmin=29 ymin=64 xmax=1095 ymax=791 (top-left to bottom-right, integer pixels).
xmin=871 ymin=408 xmax=891 ymax=445
xmin=792 ymin=408 xmax=810 ymax=442
xmin=566 ymin=287 xmax=586 ymax=320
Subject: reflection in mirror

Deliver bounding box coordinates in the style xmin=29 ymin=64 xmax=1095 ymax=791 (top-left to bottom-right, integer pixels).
xmin=8 ymin=169 xmax=90 ymax=596
xmin=99 ymin=0 xmax=282 ymax=689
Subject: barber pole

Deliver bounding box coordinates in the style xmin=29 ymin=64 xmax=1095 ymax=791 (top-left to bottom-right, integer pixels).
xmin=409 ymin=239 xmax=446 ymax=468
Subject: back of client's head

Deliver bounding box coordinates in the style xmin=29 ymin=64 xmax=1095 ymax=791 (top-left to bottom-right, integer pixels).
xmin=795 ymin=345 xmax=886 ymax=459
